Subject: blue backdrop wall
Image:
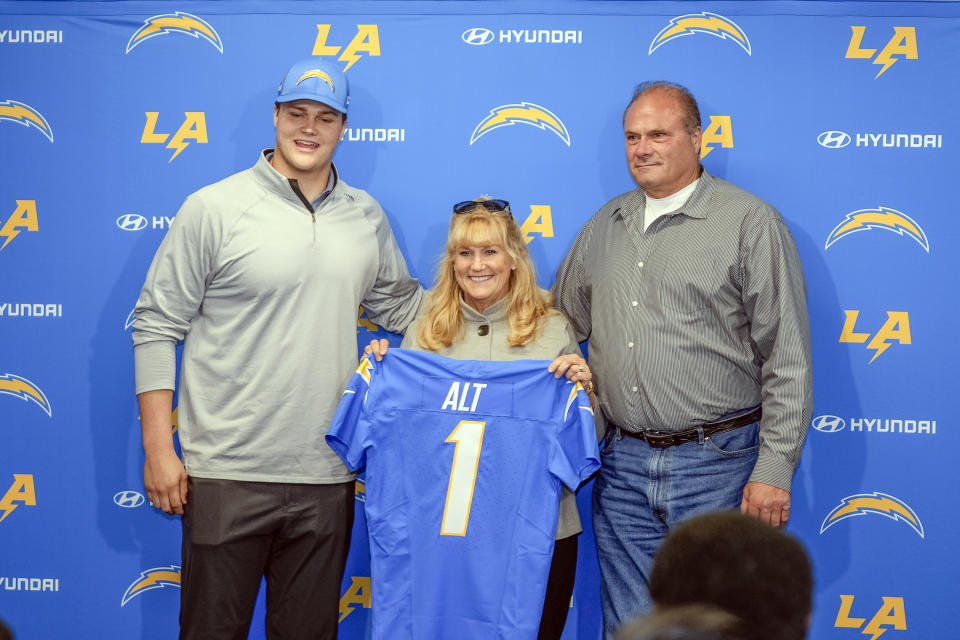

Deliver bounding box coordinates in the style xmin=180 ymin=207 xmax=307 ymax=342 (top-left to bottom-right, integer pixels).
xmin=1 ymin=1 xmax=957 ymax=638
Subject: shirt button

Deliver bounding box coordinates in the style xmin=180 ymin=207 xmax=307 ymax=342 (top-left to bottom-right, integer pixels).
xmin=628 ymin=342 xmax=634 ymax=348
xmin=631 ymin=300 xmax=638 ymax=307
xmin=638 ymin=261 xmax=644 ymax=268
xmin=632 ymin=386 xmax=639 ymax=392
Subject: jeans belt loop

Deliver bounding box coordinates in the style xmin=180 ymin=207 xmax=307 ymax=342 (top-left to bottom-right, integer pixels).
xmin=697 ymin=426 xmax=706 ymax=445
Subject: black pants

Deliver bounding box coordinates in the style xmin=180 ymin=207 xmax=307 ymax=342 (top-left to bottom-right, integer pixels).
xmin=179 ymin=478 xmax=355 ymax=640
xmin=538 ymin=534 xmax=579 ymax=640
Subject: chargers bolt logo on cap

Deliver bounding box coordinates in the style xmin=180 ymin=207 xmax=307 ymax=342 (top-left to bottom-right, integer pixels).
xmin=276 ymin=57 xmax=350 ymax=114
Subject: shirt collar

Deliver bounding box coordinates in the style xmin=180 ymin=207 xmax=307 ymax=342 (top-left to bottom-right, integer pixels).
xmin=459 ymin=293 xmax=509 ymax=323
xmin=309 ymin=163 xmax=338 ymax=209
xmin=254 ymin=149 xmax=340 ymax=212
xmin=611 ymin=167 xmax=715 ymax=222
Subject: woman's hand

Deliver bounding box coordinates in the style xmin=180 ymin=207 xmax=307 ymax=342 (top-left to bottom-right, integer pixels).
xmin=363 ymin=338 xmax=391 ymax=361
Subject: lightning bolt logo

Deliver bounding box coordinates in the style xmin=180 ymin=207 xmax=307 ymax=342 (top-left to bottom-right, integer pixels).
xmin=470 ymin=102 xmax=571 ymax=146
xmin=0 ymin=373 xmax=51 ymax=417
xmin=297 ymin=69 xmax=335 ymax=92
xmin=820 ymin=492 xmax=923 ymax=538
xmin=561 ymin=380 xmax=595 ymax=422
xmin=563 ymin=381 xmax=583 ymax=421
xmin=339 ymin=603 xmax=357 ymax=622
xmin=126 ymin=12 xmax=223 ymax=54
xmin=0 ymin=494 xmax=20 ymax=524
xmin=872 ymin=27 xmax=917 ymax=79
xmin=120 ymin=566 xmax=182 ymax=606
xmin=356 ymin=357 xmax=374 ymax=384
xmin=0 ymin=100 xmax=53 ymax=142
xmin=866 ymin=327 xmax=894 ymax=363
xmin=649 ymin=12 xmax=752 ymax=55
xmin=167 ymin=135 xmax=190 ymax=162
xmin=825 ymin=207 xmax=929 ymax=251
xmin=340 ymin=49 xmax=362 ymax=73
xmin=873 ymin=50 xmax=899 ymax=79
xmin=864 ymin=613 xmax=891 ymax=640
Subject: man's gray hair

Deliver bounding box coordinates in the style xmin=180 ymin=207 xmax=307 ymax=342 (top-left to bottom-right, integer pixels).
xmin=623 ymin=81 xmax=702 ymax=134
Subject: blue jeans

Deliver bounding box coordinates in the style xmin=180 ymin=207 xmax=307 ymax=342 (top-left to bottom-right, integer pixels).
xmin=591 ymin=417 xmax=760 ymax=638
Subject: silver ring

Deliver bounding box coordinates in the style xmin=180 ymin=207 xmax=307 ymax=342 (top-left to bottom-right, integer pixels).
xmin=578 ymin=365 xmax=585 ymax=372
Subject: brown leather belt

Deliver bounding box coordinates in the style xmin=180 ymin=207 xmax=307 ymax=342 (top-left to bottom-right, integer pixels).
xmin=618 ymin=407 xmax=762 ymax=448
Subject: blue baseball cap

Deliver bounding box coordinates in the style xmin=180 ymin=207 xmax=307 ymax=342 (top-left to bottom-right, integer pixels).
xmin=276 ymin=57 xmax=349 ymax=114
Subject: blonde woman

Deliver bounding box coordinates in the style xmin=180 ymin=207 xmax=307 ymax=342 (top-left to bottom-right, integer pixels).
xmin=365 ymin=197 xmax=596 ymax=639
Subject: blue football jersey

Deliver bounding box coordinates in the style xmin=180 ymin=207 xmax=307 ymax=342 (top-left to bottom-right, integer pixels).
xmin=327 ymin=349 xmax=600 ymax=640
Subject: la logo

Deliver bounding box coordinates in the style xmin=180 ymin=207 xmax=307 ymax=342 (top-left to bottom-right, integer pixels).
xmin=845 ymin=26 xmax=917 ymax=78
xmin=835 ymin=595 xmax=907 ymax=636
xmin=141 ymin=112 xmax=209 ymax=162
xmin=520 ymin=205 xmax=554 ymax=244
xmin=839 ymin=310 xmax=911 ymax=363
xmin=0 ymin=474 xmax=36 ymax=524
xmin=339 ymin=576 xmax=372 ymax=622
xmin=0 ymin=200 xmax=38 ymax=251
xmin=700 ymin=116 xmax=733 ymax=159
xmin=312 ymin=25 xmax=381 ymax=72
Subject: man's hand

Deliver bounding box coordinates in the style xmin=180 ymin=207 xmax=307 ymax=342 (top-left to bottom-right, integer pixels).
xmin=138 ymin=389 xmax=188 ymax=515
xmin=740 ymin=481 xmax=791 ymax=528
xmin=363 ymin=338 xmax=391 ymax=361
xmin=144 ymin=448 xmax=188 ymax=515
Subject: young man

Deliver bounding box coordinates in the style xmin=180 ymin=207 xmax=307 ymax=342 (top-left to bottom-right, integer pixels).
xmin=133 ymin=57 xmax=422 ymax=639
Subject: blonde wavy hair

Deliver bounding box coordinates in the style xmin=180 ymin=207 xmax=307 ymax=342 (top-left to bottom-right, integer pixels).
xmin=416 ymin=202 xmax=556 ymax=350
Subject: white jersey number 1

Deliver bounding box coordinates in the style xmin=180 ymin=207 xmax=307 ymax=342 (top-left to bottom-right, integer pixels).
xmin=440 ymin=420 xmax=486 ymax=536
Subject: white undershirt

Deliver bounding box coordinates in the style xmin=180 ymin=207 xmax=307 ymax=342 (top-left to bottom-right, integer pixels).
xmin=643 ymin=178 xmax=700 ymax=232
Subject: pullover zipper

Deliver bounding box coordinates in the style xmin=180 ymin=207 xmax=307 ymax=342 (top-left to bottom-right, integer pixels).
xmin=286 ymin=177 xmax=317 ymax=245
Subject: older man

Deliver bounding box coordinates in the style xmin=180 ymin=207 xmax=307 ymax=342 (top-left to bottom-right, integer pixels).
xmin=553 ymin=81 xmax=812 ymax=636
xmin=133 ymin=57 xmax=422 ymax=638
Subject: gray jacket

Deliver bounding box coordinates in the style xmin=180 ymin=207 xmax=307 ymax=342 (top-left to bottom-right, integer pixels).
xmin=134 ymin=151 xmax=422 ymax=484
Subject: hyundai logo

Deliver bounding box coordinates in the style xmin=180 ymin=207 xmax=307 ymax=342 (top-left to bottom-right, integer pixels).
xmin=116 ymin=214 xmax=148 ymax=231
xmin=811 ymin=415 xmax=846 ymax=433
xmin=113 ymin=490 xmax=146 ymax=508
xmin=462 ymin=27 xmax=495 ymax=45
xmin=817 ymin=131 xmax=851 ymax=149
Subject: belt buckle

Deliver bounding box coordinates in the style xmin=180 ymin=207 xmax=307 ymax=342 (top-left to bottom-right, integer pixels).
xmin=643 ymin=431 xmax=675 ymax=448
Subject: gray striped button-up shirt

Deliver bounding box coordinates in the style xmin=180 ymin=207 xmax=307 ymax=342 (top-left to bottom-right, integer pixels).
xmin=552 ymin=170 xmax=812 ymax=491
